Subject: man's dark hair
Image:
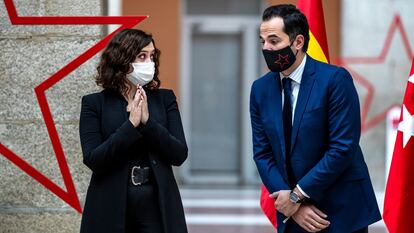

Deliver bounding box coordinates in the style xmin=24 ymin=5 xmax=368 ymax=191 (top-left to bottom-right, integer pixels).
xmin=262 ymin=4 xmax=310 ymax=52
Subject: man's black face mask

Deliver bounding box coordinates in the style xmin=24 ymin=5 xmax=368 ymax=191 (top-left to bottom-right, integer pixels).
xmin=262 ymin=42 xmax=298 ymax=73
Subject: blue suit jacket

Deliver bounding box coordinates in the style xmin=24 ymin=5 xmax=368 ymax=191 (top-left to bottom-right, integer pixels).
xmin=250 ymin=57 xmax=381 ymax=233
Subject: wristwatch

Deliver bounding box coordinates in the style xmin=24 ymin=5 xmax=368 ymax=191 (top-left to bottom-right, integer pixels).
xmin=289 ymin=190 xmax=305 ymax=204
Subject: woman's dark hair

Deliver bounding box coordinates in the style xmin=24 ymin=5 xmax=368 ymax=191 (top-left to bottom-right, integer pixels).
xmin=262 ymin=4 xmax=310 ymax=52
xmin=96 ymin=29 xmax=161 ymax=96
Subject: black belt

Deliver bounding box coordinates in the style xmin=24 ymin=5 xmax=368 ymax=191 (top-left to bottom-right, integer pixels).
xmin=130 ymin=166 xmax=151 ymax=186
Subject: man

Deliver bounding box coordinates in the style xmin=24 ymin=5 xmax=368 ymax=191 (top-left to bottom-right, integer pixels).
xmin=250 ymin=4 xmax=381 ymax=233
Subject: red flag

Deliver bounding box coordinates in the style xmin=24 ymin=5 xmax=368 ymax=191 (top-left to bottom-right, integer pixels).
xmin=260 ymin=185 xmax=277 ymax=227
xmin=383 ymin=58 xmax=414 ymax=233
xmin=259 ymin=0 xmax=330 ymax=227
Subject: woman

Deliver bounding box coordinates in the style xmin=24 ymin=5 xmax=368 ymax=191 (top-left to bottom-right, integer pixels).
xmin=79 ymin=29 xmax=188 ymax=233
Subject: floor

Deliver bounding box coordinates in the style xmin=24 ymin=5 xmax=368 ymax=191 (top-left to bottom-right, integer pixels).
xmin=181 ymin=188 xmax=388 ymax=233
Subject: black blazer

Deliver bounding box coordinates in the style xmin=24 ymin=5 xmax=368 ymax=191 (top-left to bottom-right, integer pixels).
xmin=79 ymin=88 xmax=188 ymax=233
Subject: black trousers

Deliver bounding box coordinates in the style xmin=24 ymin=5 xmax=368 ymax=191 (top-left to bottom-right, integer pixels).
xmin=125 ymin=182 xmax=164 ymax=233
xmin=353 ymin=227 xmax=368 ymax=233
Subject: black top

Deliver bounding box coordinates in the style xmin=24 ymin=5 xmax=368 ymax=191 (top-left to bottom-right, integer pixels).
xmin=124 ymin=109 xmax=150 ymax=168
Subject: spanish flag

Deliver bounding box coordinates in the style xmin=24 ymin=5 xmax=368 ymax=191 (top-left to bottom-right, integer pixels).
xmin=297 ymin=0 xmax=330 ymax=63
xmin=260 ymin=0 xmax=330 ymax=227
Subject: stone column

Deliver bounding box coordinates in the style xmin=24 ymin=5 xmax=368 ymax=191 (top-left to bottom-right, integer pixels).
xmin=1 ymin=0 xmax=103 ymax=232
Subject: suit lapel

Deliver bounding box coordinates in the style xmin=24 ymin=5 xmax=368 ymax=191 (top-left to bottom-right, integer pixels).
xmin=291 ymin=57 xmax=316 ymax=152
xmin=103 ymin=91 xmax=128 ymax=136
xmin=146 ymin=90 xmax=158 ymax=122
xmin=267 ymin=73 xmax=287 ymax=161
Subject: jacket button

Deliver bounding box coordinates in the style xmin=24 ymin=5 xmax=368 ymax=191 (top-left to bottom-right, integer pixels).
xmin=152 ymin=160 xmax=157 ymax=165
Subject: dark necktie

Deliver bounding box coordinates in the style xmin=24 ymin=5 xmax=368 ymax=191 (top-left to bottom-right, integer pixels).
xmin=282 ymin=77 xmax=295 ymax=187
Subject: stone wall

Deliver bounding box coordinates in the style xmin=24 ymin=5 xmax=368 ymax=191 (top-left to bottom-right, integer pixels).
xmin=341 ymin=0 xmax=414 ymax=191
xmin=0 ymin=0 xmax=103 ymax=232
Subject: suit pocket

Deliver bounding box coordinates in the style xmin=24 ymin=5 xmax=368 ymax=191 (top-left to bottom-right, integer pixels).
xmin=304 ymin=105 xmax=326 ymax=114
xmin=301 ymin=106 xmax=327 ymax=130
xmin=338 ymin=167 xmax=365 ymax=181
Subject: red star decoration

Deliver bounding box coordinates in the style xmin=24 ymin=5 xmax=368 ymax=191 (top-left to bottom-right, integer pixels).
xmin=275 ymin=54 xmax=291 ymax=69
xmin=0 ymin=0 xmax=146 ymax=213
xmin=336 ymin=14 xmax=413 ymax=133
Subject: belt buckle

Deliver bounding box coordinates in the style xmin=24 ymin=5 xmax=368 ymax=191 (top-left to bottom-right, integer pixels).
xmin=131 ymin=166 xmax=142 ymax=186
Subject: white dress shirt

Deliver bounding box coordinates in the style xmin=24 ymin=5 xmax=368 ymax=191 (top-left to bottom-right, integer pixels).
xmin=280 ymin=55 xmax=310 ymax=198
xmin=280 ymin=55 xmax=306 ymax=124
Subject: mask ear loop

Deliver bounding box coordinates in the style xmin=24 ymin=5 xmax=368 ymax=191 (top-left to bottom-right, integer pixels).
xmin=289 ymin=40 xmax=299 ymax=57
xmin=127 ymin=63 xmax=134 ymax=75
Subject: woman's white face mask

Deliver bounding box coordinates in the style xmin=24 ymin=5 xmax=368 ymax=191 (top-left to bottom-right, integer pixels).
xmin=126 ymin=62 xmax=155 ymax=86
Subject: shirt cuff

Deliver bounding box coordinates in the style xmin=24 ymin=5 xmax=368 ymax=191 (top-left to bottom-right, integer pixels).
xmin=296 ymin=184 xmax=310 ymax=198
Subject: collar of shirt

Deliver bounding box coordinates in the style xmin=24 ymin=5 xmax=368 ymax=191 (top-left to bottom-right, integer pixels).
xmin=279 ymin=54 xmax=307 ymax=85
xmin=279 ymin=55 xmax=307 ymax=124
